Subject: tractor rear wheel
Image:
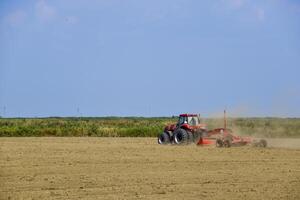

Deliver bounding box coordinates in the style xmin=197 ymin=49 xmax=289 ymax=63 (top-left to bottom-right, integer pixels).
xmin=188 ymin=131 xmax=194 ymax=143
xmin=194 ymin=130 xmax=206 ymax=144
xmin=158 ymin=132 xmax=170 ymax=145
xmin=173 ymin=128 xmax=189 ymax=145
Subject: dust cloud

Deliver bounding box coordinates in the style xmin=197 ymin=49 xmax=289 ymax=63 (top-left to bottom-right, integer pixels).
xmin=264 ymin=138 xmax=300 ymax=149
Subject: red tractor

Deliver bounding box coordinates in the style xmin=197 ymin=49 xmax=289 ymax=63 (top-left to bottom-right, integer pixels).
xmin=158 ymin=114 xmax=212 ymax=145
xmin=158 ymin=112 xmax=267 ymax=147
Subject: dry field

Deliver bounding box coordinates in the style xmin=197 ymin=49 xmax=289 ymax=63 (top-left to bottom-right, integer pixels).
xmin=1 ymin=138 xmax=300 ymax=200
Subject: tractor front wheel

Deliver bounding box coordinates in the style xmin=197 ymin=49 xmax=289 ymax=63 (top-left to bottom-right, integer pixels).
xmin=158 ymin=132 xmax=170 ymax=145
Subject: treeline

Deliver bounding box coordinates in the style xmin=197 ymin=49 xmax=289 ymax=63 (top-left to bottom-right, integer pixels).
xmin=0 ymin=117 xmax=175 ymax=137
xmin=0 ymin=117 xmax=299 ymax=137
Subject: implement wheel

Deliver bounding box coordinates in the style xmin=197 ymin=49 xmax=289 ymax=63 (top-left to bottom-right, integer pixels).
xmin=223 ymin=138 xmax=232 ymax=148
xmin=216 ymin=138 xmax=224 ymax=147
xmin=258 ymin=139 xmax=267 ymax=147
xmin=252 ymin=139 xmax=268 ymax=147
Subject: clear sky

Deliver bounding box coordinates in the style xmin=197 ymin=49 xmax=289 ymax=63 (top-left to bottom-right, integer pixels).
xmin=0 ymin=0 xmax=299 ymax=117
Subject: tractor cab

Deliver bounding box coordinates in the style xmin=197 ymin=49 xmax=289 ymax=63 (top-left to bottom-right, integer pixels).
xmin=178 ymin=114 xmax=201 ymax=126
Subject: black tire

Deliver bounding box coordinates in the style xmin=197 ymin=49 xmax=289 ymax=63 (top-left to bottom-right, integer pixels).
xmin=216 ymin=138 xmax=224 ymax=147
xmin=158 ymin=132 xmax=170 ymax=145
xmin=252 ymin=139 xmax=267 ymax=147
xmin=188 ymin=131 xmax=194 ymax=143
xmin=194 ymin=130 xmax=204 ymax=144
xmin=223 ymin=138 xmax=232 ymax=148
xmin=260 ymin=139 xmax=267 ymax=147
xmin=173 ymin=128 xmax=189 ymax=145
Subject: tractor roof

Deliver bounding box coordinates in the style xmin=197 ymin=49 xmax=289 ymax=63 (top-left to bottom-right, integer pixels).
xmin=179 ymin=114 xmax=199 ymax=117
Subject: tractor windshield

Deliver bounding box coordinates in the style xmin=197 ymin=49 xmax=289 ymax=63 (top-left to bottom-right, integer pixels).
xmin=178 ymin=116 xmax=187 ymax=125
xmin=178 ymin=116 xmax=200 ymax=126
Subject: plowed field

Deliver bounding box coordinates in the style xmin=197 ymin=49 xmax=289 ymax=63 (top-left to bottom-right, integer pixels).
xmin=1 ymin=138 xmax=300 ymax=199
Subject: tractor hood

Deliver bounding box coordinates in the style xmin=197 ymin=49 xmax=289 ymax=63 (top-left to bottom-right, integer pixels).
xmin=180 ymin=123 xmax=207 ymax=130
xmin=164 ymin=124 xmax=177 ymax=132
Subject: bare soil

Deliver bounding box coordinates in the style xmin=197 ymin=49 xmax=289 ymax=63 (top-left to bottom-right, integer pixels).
xmin=1 ymin=137 xmax=300 ymax=200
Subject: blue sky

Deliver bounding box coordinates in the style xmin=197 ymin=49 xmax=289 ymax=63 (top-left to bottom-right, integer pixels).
xmin=0 ymin=0 xmax=300 ymax=117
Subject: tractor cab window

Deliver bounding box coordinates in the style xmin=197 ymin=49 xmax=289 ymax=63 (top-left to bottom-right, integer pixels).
xmin=188 ymin=116 xmax=200 ymax=126
xmin=178 ymin=116 xmax=200 ymax=126
xmin=178 ymin=116 xmax=187 ymax=125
